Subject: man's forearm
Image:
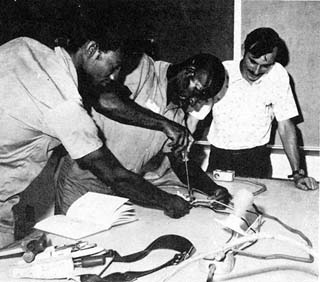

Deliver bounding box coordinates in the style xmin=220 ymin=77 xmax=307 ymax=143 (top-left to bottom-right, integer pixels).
xmin=84 ymin=82 xmax=189 ymax=154
xmin=278 ymin=120 xmax=300 ymax=171
xmin=94 ymin=88 xmax=171 ymax=132
xmin=111 ymin=180 xmax=170 ymax=209
xmin=167 ymin=153 xmax=220 ymax=195
xmin=76 ymin=146 xmax=172 ymax=209
xmin=278 ymin=120 xmax=319 ymax=190
xmin=283 ymin=142 xmax=300 ymax=171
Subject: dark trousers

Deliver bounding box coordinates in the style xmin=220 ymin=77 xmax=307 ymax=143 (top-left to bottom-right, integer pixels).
xmin=207 ymin=145 xmax=272 ymax=178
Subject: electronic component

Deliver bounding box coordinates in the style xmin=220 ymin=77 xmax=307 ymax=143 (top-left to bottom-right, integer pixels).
xmin=212 ymin=170 xmax=235 ymax=182
xmin=215 ymin=189 xmax=254 ymax=235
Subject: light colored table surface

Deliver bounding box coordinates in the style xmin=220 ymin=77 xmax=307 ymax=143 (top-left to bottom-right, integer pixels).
xmin=0 ymin=178 xmax=318 ymax=282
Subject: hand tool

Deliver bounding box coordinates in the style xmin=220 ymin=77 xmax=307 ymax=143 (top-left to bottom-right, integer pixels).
xmin=22 ymin=233 xmax=47 ymax=262
xmin=0 ymin=231 xmax=47 ymax=262
xmin=73 ymin=254 xmax=107 ymax=268
xmin=182 ymin=150 xmax=193 ymax=201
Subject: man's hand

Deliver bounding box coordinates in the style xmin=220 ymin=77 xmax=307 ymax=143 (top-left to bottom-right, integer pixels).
xmin=295 ymin=176 xmax=319 ymax=191
xmin=207 ymin=185 xmax=232 ymax=210
xmin=163 ymin=194 xmax=191 ymax=218
xmin=163 ymin=120 xmax=194 ymax=155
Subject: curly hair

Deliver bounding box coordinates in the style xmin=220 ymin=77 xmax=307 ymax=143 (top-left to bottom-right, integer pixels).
xmin=184 ymin=53 xmax=226 ymax=99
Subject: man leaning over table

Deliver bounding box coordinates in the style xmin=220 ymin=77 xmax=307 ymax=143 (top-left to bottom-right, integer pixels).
xmin=55 ymin=51 xmax=232 ymax=214
xmin=206 ymin=27 xmax=318 ymax=191
xmin=0 ymin=27 xmax=197 ymax=247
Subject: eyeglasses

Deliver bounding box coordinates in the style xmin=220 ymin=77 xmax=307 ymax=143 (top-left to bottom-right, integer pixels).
xmin=187 ymin=72 xmax=212 ymax=97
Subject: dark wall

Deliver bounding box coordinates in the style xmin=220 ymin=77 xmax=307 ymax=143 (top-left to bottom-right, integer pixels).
xmin=0 ymin=0 xmax=234 ymax=62
xmin=83 ymin=0 xmax=234 ymax=62
xmin=0 ymin=0 xmax=81 ymax=48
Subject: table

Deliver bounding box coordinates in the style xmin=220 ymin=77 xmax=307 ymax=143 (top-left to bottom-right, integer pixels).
xmin=0 ymin=178 xmax=318 ymax=282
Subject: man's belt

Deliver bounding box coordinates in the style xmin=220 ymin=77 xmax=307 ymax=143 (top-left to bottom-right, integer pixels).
xmin=81 ymin=234 xmax=195 ymax=282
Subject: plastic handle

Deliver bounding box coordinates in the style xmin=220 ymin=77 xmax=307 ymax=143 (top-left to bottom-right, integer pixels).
xmin=75 ymin=255 xmax=106 ymax=268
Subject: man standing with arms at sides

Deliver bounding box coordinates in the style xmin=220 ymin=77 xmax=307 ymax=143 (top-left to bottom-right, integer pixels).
xmin=207 ymin=27 xmax=318 ymax=191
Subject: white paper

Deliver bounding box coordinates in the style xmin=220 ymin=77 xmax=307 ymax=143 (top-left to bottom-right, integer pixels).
xmin=34 ymin=192 xmax=137 ymax=239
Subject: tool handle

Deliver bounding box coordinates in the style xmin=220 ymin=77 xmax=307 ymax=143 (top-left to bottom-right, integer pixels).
xmin=23 ymin=233 xmax=47 ymax=263
xmin=74 ymin=255 xmax=106 ymax=268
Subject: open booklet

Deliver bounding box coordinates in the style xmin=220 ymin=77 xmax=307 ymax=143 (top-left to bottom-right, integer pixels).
xmin=34 ymin=192 xmax=137 ymax=240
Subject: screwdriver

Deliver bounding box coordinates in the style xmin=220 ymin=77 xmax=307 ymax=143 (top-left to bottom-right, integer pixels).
xmin=182 ymin=149 xmax=194 ymax=201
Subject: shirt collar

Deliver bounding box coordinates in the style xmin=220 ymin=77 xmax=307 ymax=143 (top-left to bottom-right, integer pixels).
xmin=54 ymin=46 xmax=78 ymax=86
xmin=232 ymin=60 xmax=244 ymax=83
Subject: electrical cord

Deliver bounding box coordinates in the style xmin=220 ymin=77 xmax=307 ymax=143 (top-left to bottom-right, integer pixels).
xmin=208 ymin=265 xmax=318 ymax=281
xmin=161 ymin=196 xmax=316 ymax=282
xmin=191 ymin=191 xmax=260 ymax=229
xmin=230 ymin=248 xmax=313 ymax=263
xmin=253 ymin=204 xmax=313 ymax=248
xmin=194 ymin=198 xmax=313 ymax=263
xmin=236 ymin=203 xmax=314 ymax=263
xmin=160 ymin=232 xmax=318 ymax=282
xmin=233 ymin=177 xmax=267 ymax=196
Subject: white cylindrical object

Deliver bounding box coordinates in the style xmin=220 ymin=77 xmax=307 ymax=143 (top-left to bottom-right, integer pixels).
xmin=233 ymin=189 xmax=254 ymax=218
xmin=215 ymin=189 xmax=254 ymax=235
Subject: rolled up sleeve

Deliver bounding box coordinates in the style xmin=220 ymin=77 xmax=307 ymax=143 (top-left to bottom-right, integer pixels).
xmin=44 ymin=100 xmax=103 ymax=159
xmin=272 ymin=71 xmax=299 ymax=122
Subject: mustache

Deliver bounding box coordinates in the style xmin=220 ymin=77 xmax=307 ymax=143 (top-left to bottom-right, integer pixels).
xmin=247 ymin=69 xmax=262 ymax=76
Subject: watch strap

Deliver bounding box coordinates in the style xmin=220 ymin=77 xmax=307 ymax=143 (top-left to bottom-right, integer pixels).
xmin=288 ymin=169 xmax=306 ymax=179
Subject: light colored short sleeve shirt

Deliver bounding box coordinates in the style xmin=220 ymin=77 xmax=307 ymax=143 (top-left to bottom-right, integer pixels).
xmin=92 ymin=54 xmax=173 ymax=173
xmin=61 ymin=53 xmax=214 ymax=193
xmin=207 ymin=60 xmax=298 ymax=150
xmin=0 ymin=37 xmax=102 ymax=200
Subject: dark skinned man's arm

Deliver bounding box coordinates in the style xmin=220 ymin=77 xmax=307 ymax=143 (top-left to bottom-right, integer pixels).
xmin=87 ymin=82 xmax=190 ymax=154
xmin=76 ymin=146 xmax=190 ymax=218
xmin=166 ymin=152 xmax=232 ymax=207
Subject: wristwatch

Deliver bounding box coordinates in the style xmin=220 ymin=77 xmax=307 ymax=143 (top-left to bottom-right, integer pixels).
xmin=288 ymin=169 xmax=306 ymax=182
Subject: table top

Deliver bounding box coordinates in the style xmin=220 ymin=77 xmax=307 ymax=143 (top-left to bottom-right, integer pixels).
xmin=0 ymin=177 xmax=318 ymax=282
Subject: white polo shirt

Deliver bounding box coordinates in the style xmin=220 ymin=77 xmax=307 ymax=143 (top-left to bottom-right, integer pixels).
xmin=207 ymin=60 xmax=298 ymax=150
xmin=0 ymin=37 xmax=102 ymax=201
